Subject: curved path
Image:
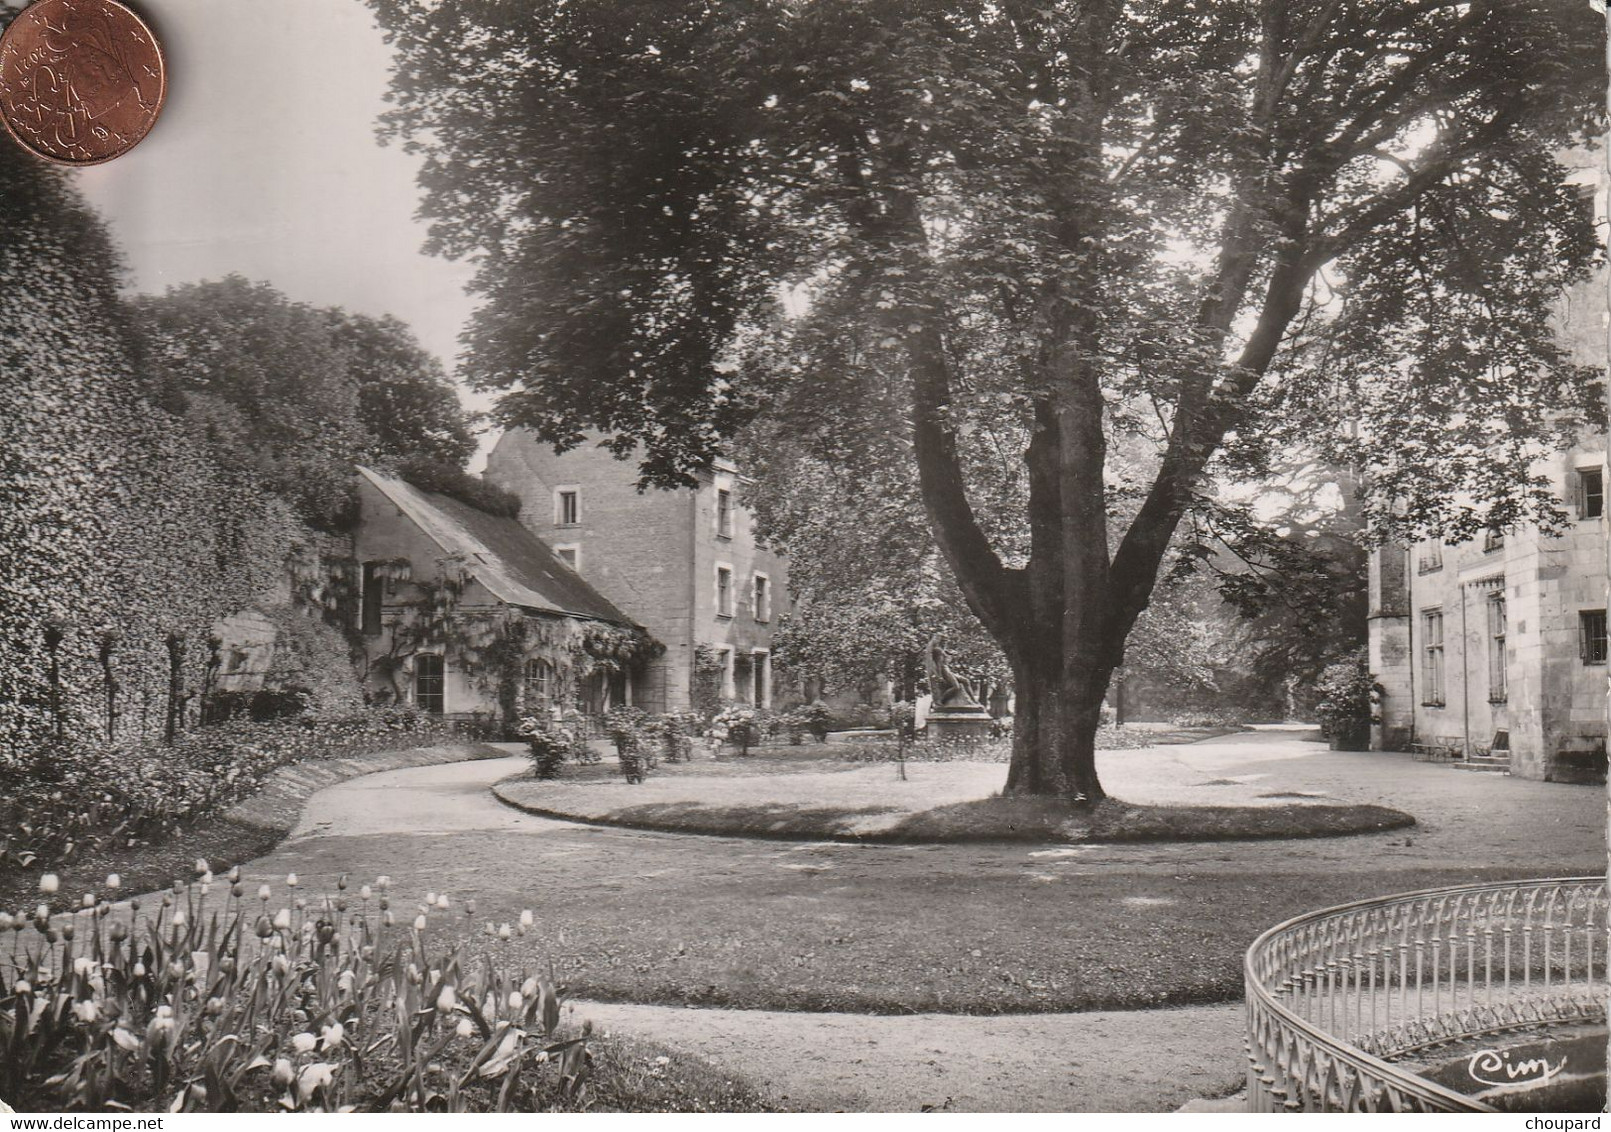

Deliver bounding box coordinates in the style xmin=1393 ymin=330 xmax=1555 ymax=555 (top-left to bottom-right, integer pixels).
xmin=156 ymin=732 xmax=1599 ymax=1111
xmin=276 ymin=755 xmax=1246 ymax=1111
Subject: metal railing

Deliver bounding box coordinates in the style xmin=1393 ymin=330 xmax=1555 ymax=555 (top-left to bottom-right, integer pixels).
xmin=1246 ymin=877 xmax=1607 ymax=1112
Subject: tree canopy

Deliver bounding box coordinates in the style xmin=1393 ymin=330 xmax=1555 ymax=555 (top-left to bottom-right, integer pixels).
xmin=129 ymin=277 xmax=480 ymax=530
xmin=371 ymin=0 xmax=1605 ymax=798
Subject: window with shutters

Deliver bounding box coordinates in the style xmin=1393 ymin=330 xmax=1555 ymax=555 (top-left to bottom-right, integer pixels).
xmin=716 ymin=488 xmax=733 ymax=539
xmin=1577 ymin=467 xmax=1604 ymax=520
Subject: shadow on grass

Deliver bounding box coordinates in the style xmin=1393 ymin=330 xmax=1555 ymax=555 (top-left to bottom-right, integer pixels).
xmin=493 ymin=780 xmax=1415 ymax=844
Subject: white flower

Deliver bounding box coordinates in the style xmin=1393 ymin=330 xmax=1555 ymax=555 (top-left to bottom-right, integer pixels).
xmin=337 ymin=970 xmax=355 ymax=994
xmin=297 ymin=1062 xmax=334 ymax=1095
xmin=435 ymin=893 xmax=450 ymax=910
xmin=436 ymin=985 xmax=458 ymax=1014
xmin=273 ymin=909 xmax=291 ymax=930
xmin=73 ymin=957 xmax=95 ymax=977
xmin=258 ymin=884 xmax=272 ymax=901
xmin=132 ymin=963 xmax=146 ymax=978
xmin=106 ymin=874 xmax=121 ymax=890
xmin=508 ymin=990 xmax=524 ymax=1011
xmin=358 ymin=885 xmax=372 ymax=901
xmin=520 ymin=977 xmax=538 ymax=998
xmin=425 ymin=891 xmax=437 ymax=906
xmin=413 ymin=914 xmax=428 ymax=932
xmin=291 ymin=1031 xmax=317 ymax=1054
xmin=320 ymin=1021 xmax=345 ymax=1050
xmin=272 ymin=1058 xmax=294 ymax=1088
xmin=455 ymin=1017 xmax=474 ymax=1038
xmin=285 ymin=873 xmax=299 ymax=888
xmin=39 ymin=874 xmax=58 ymax=895
xmin=74 ymin=1000 xmax=99 ymax=1023
xmin=519 ymin=909 xmax=534 ymax=928
xmin=81 ymin=894 xmax=96 ymax=908
xmin=377 ymin=875 xmax=391 ymax=890
xmin=14 ymin=979 xmax=31 ymax=994
xmin=194 ymin=858 xmax=210 ymax=877
xmin=170 ymin=909 xmax=186 ymax=929
xmin=497 ymin=923 xmax=512 ymax=940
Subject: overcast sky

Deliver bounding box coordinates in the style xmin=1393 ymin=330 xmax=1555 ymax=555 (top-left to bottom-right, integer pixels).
xmin=68 ymin=0 xmax=487 ymax=448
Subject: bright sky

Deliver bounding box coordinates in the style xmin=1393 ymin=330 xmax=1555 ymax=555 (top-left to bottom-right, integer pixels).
xmin=64 ymin=0 xmax=487 ymax=448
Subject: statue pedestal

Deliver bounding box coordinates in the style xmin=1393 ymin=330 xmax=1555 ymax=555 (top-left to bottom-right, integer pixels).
xmin=925 ymin=704 xmax=995 ymax=741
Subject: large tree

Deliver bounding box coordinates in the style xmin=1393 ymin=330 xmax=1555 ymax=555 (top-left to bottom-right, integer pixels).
xmin=371 ymin=0 xmax=1604 ymax=799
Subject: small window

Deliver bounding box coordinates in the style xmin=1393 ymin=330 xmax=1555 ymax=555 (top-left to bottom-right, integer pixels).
xmin=361 ymin=561 xmax=384 ymax=636
xmin=555 ymin=546 xmax=579 ymax=571
xmin=716 ymin=566 xmax=733 ymax=617
xmin=1483 ymin=528 xmax=1505 ymax=553
xmin=556 ymin=489 xmax=580 ymax=526
xmin=1580 ymin=610 xmax=1608 ymax=665
xmin=414 ymin=654 xmax=445 ymax=715
xmin=1486 ymin=594 xmax=1507 ymax=703
xmin=716 ymin=488 xmax=733 ymax=539
xmin=1577 ymin=468 xmax=1604 ymax=520
xmin=752 ymin=651 xmax=768 ymax=706
xmin=753 ymin=573 xmax=770 ymax=622
xmin=523 ymin=657 xmax=552 ymax=710
xmin=1421 ymin=609 xmax=1445 ymax=707
xmin=1416 ymin=542 xmax=1443 ymax=574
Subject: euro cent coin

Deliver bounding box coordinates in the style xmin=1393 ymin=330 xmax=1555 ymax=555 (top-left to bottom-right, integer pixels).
xmin=0 ymin=0 xmax=166 ymax=165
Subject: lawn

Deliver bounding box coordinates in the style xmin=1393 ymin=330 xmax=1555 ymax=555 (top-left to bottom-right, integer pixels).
xmin=495 ymin=748 xmax=1413 ymax=843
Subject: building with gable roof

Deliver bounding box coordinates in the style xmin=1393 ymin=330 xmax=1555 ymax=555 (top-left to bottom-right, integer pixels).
xmin=350 ymin=465 xmax=657 ymax=727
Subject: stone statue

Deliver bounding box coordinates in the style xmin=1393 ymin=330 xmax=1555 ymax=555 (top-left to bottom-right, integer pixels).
xmin=923 ymin=633 xmax=982 ymax=709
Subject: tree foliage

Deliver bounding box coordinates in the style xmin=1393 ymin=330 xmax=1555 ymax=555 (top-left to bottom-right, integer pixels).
xmin=371 ymin=0 xmax=1604 ymax=797
xmin=129 ymin=277 xmax=477 ymax=531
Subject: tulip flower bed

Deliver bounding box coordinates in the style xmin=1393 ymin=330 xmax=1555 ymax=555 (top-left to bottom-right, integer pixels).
xmin=0 ymin=868 xmax=781 ymax=1113
xmin=0 ymin=710 xmax=454 ymax=878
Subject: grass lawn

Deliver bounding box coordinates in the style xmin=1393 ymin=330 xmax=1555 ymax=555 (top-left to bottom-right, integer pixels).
xmin=431 ymin=858 xmax=1583 ymax=1015
xmin=495 ymin=751 xmax=1413 ymax=843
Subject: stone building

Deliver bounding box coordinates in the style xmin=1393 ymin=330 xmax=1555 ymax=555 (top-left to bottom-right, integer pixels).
xmin=351 ymin=466 xmax=653 ymax=725
xmin=484 ymin=431 xmax=789 ymax=713
xmin=1368 ymin=441 xmax=1606 ymax=780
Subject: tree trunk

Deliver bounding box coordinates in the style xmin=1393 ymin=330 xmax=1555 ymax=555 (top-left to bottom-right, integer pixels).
xmin=1003 ymin=656 xmax=1110 ymax=801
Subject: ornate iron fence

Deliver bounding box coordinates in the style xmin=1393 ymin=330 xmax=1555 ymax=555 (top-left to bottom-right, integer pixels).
xmin=1246 ymin=877 xmax=1607 ymax=1112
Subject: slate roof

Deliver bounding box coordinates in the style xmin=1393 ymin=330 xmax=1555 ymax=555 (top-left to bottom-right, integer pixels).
xmin=357 ymin=466 xmax=636 ymax=626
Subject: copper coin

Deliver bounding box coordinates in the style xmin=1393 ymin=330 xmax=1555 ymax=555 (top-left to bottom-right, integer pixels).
xmin=0 ymin=0 xmax=165 ymax=166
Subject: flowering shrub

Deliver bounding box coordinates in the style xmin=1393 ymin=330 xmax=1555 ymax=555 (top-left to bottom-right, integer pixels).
xmin=1313 ymin=649 xmax=1377 ymax=747
xmin=782 ymin=703 xmax=834 ymax=743
xmin=603 ymin=707 xmax=653 ymax=784
xmin=710 ymin=707 xmax=762 ymax=755
xmin=652 ymin=714 xmax=698 ymax=764
xmin=519 ymin=716 xmax=579 ymax=780
xmin=0 ymin=710 xmax=450 ymax=873
xmin=0 ymin=871 xmax=588 ymax=1112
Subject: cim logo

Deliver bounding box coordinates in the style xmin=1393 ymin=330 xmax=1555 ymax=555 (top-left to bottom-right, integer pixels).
xmin=1467 ymin=1047 xmax=1567 ymax=1090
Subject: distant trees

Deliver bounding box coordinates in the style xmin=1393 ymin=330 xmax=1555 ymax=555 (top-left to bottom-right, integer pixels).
xmin=129 ymin=277 xmax=477 ymax=530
